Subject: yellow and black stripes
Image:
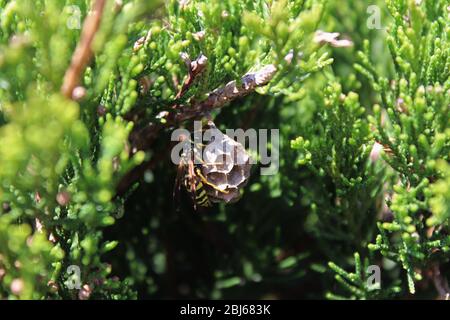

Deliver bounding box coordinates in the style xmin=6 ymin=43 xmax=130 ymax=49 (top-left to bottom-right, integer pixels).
xmin=194 ymin=181 xmax=211 ymax=207
xmin=177 ymin=157 xmax=229 ymax=209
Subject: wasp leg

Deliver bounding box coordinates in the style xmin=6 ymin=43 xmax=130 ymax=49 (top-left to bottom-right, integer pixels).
xmin=194 ymin=167 xmax=229 ymax=194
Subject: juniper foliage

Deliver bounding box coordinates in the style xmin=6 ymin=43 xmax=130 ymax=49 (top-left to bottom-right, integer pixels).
xmin=0 ymin=0 xmax=448 ymax=300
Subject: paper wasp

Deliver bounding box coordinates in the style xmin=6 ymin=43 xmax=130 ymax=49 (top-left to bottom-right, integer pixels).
xmin=173 ymin=131 xmax=229 ymax=210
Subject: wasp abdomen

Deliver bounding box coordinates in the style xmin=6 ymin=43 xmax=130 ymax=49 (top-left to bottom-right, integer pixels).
xmin=194 ymin=181 xmax=212 ymax=207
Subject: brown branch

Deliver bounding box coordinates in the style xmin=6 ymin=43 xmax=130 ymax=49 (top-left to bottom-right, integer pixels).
xmin=146 ymin=64 xmax=276 ymax=144
xmin=175 ymin=64 xmax=277 ymax=122
xmin=128 ymin=64 xmax=277 ymax=152
xmin=175 ymin=53 xmax=208 ymax=99
xmin=61 ymin=0 xmax=107 ymax=99
xmin=203 ymin=64 xmax=277 ymax=108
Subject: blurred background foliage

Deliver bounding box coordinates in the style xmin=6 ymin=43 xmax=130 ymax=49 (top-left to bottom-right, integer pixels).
xmin=0 ymin=0 xmax=448 ymax=299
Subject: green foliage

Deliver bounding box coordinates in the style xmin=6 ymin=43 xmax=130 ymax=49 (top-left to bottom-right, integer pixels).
xmin=327 ymin=253 xmax=402 ymax=299
xmin=291 ymin=82 xmax=385 ymax=259
xmin=0 ymin=0 xmax=448 ymax=300
xmin=0 ymin=214 xmax=63 ymax=299
xmin=0 ymin=0 xmax=148 ymax=299
xmin=324 ymin=0 xmax=450 ymax=298
xmin=428 ymin=161 xmax=450 ymax=227
xmin=353 ymin=0 xmax=449 ymax=296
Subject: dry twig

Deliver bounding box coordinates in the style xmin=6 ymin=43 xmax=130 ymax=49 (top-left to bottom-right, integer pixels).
xmin=61 ymin=0 xmax=107 ymax=99
xmin=175 ymin=64 xmax=277 ymax=121
xmin=175 ymin=53 xmax=208 ymax=99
